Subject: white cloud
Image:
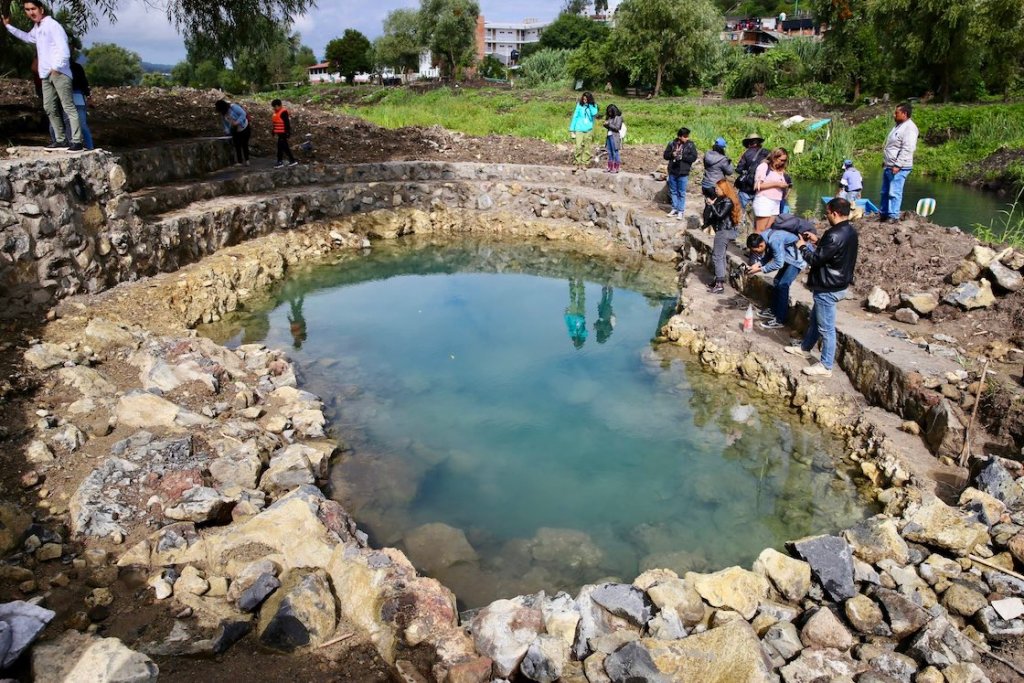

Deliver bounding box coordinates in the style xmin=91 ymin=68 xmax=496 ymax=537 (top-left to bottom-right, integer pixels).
xmin=82 ymin=0 xmax=563 ymax=65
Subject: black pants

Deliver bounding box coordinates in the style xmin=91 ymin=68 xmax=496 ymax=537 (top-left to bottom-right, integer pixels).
xmin=231 ymin=125 xmax=251 ymax=163
xmin=276 ymin=133 xmax=295 ymax=163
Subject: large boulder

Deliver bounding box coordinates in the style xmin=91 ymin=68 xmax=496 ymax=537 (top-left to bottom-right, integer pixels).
xmin=0 ymin=601 xmax=55 ymax=667
xmin=32 ymin=632 xmax=158 ymax=682
xmin=115 ymin=391 xmax=210 ymax=429
xmin=257 ymin=568 xmax=337 ymax=650
xmin=752 ymin=548 xmax=811 ymax=603
xmin=901 ymin=494 xmax=989 ymax=556
xmin=943 ymin=279 xmax=996 ymax=310
xmin=972 ymin=458 xmax=1024 ymax=508
xmin=639 ymin=620 xmax=773 ymax=682
xmin=470 ymin=597 xmax=544 ymax=678
xmin=791 ymin=535 xmax=856 ymax=602
xmin=687 ymin=567 xmax=769 ymax=620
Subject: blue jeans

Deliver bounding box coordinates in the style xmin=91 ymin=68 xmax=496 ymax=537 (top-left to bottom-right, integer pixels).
xmin=667 ymin=174 xmax=689 ymax=213
xmin=880 ymin=167 xmax=911 ymax=218
xmin=800 ymin=289 xmax=846 ymax=369
xmin=606 ymin=137 xmax=620 ymax=163
xmin=771 ymin=263 xmax=801 ymax=323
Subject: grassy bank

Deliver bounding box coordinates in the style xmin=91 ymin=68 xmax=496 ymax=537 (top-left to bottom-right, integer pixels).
xmin=264 ymin=85 xmax=1024 ymax=189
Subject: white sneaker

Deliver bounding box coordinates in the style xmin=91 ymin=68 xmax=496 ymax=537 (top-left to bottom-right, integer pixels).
xmin=802 ymin=362 xmax=833 ymax=377
xmin=676 ymin=213 xmax=684 ymax=220
xmin=784 ymin=344 xmax=809 ymax=359
xmin=667 ymin=210 xmax=678 ymax=217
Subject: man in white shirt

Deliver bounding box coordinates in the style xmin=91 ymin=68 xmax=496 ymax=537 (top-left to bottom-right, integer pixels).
xmin=878 ymin=103 xmax=918 ymax=223
xmin=4 ymin=1 xmax=83 ymax=152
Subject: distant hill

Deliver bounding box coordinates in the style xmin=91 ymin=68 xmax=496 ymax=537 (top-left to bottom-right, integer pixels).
xmin=142 ymin=61 xmax=175 ymax=74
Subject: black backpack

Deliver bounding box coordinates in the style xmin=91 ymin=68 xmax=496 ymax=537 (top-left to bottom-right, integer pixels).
xmin=772 ymin=213 xmax=818 ymax=236
xmin=735 ymin=148 xmax=769 ymax=193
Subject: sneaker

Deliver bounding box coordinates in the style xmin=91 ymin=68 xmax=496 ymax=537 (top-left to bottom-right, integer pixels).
xmin=783 ymin=344 xmax=810 ymax=358
xmin=709 ymin=283 xmax=724 ymax=294
xmin=667 ymin=210 xmax=678 ymax=217
xmin=802 ymin=362 xmax=833 ymax=377
xmin=288 ymin=161 xmax=299 ymax=167
xmin=676 ymin=213 xmax=684 ymax=220
xmin=274 ymin=162 xmax=285 ymax=168
xmin=756 ymin=308 xmax=776 ymax=320
xmin=68 ymin=143 xmax=84 ymax=152
xmin=44 ymin=141 xmax=68 ymax=152
xmin=759 ymin=319 xmax=785 ymax=330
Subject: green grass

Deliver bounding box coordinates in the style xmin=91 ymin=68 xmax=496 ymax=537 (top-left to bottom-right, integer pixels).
xmin=973 ymin=186 xmax=1024 ymax=249
xmin=261 ymin=84 xmax=1024 ymax=187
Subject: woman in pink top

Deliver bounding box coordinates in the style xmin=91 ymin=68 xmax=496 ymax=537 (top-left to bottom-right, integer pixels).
xmin=752 ymin=148 xmax=790 ymax=233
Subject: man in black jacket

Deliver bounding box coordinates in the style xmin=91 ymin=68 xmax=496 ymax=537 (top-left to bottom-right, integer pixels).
xmin=784 ymin=197 xmax=859 ymax=378
xmin=663 ymin=127 xmax=698 ymax=219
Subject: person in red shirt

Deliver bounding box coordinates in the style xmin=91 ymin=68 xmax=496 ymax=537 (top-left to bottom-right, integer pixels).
xmin=271 ymin=99 xmax=298 ymax=168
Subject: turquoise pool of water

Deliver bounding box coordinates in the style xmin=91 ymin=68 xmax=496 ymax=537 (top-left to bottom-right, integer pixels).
xmin=204 ymin=238 xmax=874 ymax=608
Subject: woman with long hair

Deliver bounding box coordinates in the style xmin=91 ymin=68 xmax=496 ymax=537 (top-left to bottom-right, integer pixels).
xmin=602 ymin=103 xmax=623 ymax=173
xmin=703 ymin=179 xmax=742 ymax=294
xmin=752 ymin=147 xmax=790 ymax=232
xmin=568 ymin=91 xmax=598 ymax=171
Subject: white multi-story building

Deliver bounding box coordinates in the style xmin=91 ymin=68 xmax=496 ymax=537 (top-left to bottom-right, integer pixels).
xmin=483 ymin=18 xmax=549 ymax=64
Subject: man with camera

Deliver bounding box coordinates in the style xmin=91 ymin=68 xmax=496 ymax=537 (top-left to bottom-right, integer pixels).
xmin=784 ymin=197 xmax=859 ymax=378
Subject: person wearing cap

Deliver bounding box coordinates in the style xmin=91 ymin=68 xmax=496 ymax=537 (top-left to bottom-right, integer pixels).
xmin=879 ymin=102 xmax=918 ymax=223
xmin=735 ymin=132 xmax=769 ymax=216
xmin=838 ymin=159 xmax=862 ymax=202
xmin=701 ymin=136 xmax=733 ymax=193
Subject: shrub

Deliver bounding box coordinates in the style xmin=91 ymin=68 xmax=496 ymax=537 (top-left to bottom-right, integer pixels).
xmin=518 ymin=49 xmax=571 ymax=87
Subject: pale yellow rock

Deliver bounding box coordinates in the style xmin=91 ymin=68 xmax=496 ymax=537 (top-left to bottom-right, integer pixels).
xmin=752 ymin=548 xmax=811 ymax=602
xmin=687 ymin=567 xmax=769 ymax=620
xmin=643 ymin=621 xmax=772 ymax=682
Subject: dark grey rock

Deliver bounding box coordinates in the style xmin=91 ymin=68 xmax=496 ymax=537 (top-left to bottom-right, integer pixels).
xmin=791 ymin=535 xmax=856 ymax=602
xmin=871 ymin=587 xmax=929 ymax=639
xmin=975 ymin=606 xmax=1024 ymax=638
xmin=212 ymin=620 xmax=252 ymax=654
xmin=973 ymin=458 xmax=1024 ymax=507
xmin=591 ymin=583 xmax=653 ymax=627
xmin=603 ymin=641 xmax=667 ymax=683
xmin=237 ymin=573 xmax=280 ymax=613
xmin=905 ymin=615 xmax=978 ymax=667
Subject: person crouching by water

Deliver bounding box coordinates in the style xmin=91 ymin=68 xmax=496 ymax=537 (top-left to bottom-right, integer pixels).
xmin=745 ymin=225 xmax=803 ymax=330
xmin=568 ymin=91 xmax=598 ymax=172
xmin=701 ymin=136 xmax=733 ymax=195
xmin=602 ymin=104 xmax=623 ymax=173
xmin=663 ymin=127 xmax=698 ymax=219
xmin=214 ymin=99 xmax=251 ymax=166
xmin=703 ymin=179 xmax=742 ymax=295
xmin=785 ymin=197 xmax=859 ymax=378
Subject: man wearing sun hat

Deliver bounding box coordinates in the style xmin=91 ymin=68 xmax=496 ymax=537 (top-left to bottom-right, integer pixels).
xmin=838 ymin=159 xmax=863 ymax=202
xmin=735 ymin=132 xmax=769 ymax=213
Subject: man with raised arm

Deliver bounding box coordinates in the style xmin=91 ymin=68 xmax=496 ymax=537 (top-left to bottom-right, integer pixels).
xmin=4 ymin=0 xmax=83 ymax=152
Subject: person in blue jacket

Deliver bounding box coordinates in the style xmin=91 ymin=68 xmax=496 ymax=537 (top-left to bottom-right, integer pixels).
xmin=214 ymin=99 xmax=251 ymax=166
xmin=745 ymin=226 xmax=804 ymax=329
xmin=568 ymin=91 xmax=598 ymax=171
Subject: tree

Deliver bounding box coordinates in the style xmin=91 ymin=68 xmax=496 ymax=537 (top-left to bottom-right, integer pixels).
xmin=325 ymin=29 xmax=372 ymax=84
xmin=974 ymin=0 xmax=1024 ymax=98
xmin=374 ymin=8 xmax=424 ymax=76
xmin=810 ymin=0 xmax=884 ymax=101
xmin=610 ymin=0 xmax=722 ymax=96
xmin=419 ymin=0 xmax=479 ymax=80
xmin=537 ymin=12 xmax=610 ymax=51
xmin=866 ymin=0 xmax=976 ymax=101
xmin=83 ymin=43 xmax=142 ymax=86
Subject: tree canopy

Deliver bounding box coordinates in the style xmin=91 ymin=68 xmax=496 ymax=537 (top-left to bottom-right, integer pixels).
xmin=374 ymin=8 xmax=423 ymax=75
xmin=83 ymin=42 xmax=142 ymax=85
xmin=325 ymin=29 xmax=372 ymax=84
xmin=419 ymin=0 xmax=479 ymax=79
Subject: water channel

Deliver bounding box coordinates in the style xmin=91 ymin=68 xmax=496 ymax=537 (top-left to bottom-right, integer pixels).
xmin=791 ymin=169 xmax=1012 ymax=231
xmin=201 ymin=237 xmax=875 ymax=608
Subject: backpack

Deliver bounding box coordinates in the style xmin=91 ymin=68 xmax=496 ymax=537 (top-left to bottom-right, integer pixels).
xmin=735 ymin=148 xmax=769 ymax=193
xmin=772 ymin=213 xmax=817 ymax=236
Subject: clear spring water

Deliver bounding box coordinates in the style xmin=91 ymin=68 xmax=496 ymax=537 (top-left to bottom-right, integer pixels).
xmin=203 ymin=238 xmax=874 ymax=608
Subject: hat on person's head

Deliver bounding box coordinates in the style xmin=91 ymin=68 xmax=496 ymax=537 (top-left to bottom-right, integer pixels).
xmin=742 ymin=132 xmax=764 ymax=146
xmin=714 ymin=137 xmax=727 ymax=148
xmin=843 ymin=159 xmax=854 ymax=167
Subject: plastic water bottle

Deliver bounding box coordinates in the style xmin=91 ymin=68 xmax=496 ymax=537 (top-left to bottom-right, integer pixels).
xmin=743 ymin=304 xmax=754 ymax=332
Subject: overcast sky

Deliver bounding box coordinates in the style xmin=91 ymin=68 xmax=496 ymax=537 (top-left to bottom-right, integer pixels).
xmin=82 ymin=0 xmax=564 ymax=65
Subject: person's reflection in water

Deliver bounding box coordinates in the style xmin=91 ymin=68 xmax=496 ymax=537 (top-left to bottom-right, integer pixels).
xmin=564 ymin=278 xmax=588 ymax=349
xmin=595 ymin=285 xmax=616 ymax=344
xmin=287 ymin=294 xmax=307 ymax=349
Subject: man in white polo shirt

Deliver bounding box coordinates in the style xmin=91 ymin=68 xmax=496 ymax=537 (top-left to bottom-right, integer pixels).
xmin=4 ymin=0 xmax=83 ymax=152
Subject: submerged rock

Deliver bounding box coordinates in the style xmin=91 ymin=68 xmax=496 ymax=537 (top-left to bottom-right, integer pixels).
xmin=403 ymin=522 xmax=479 ymax=575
